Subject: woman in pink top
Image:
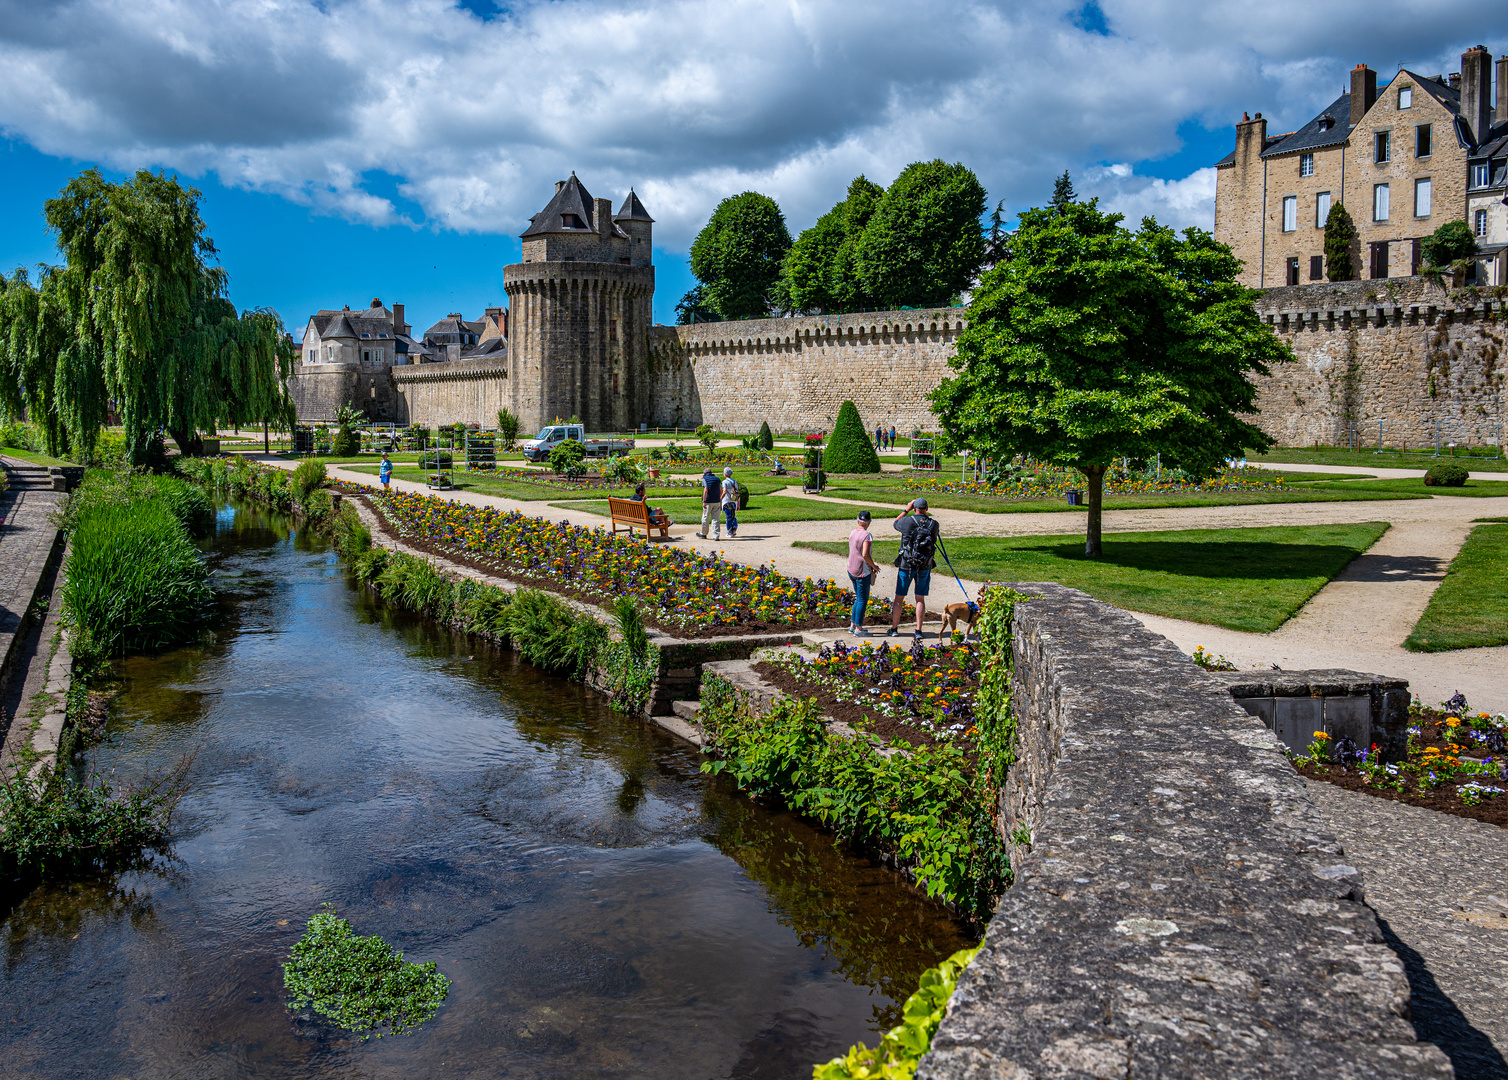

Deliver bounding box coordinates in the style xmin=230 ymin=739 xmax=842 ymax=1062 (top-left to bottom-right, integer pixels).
xmin=846 ymin=510 xmax=879 ymax=635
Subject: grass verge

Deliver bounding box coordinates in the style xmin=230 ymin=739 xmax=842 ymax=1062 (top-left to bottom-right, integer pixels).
xmin=1301 ymin=477 xmax=1508 ymax=498
xmin=1255 ymin=448 xmax=1508 ymax=472
xmin=0 ymin=446 xmax=71 ymax=466
xmin=1405 ymin=523 xmax=1508 ymax=651
xmin=799 ymin=522 xmax=1390 ymax=632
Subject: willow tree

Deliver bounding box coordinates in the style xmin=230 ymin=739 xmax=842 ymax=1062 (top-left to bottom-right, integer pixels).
xmin=0 ymin=169 xmax=294 ymax=463
xmin=933 ymin=200 xmax=1289 ymax=556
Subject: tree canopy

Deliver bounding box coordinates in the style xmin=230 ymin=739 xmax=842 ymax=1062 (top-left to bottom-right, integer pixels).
xmin=0 ymin=169 xmax=295 ymax=463
xmin=852 ymin=160 xmax=986 ymax=310
xmin=1420 ymin=219 xmax=1478 ymax=270
xmin=778 ymin=176 xmax=883 ymax=313
xmin=932 ymin=199 xmax=1289 ymax=555
xmin=686 ymin=191 xmax=791 ymax=320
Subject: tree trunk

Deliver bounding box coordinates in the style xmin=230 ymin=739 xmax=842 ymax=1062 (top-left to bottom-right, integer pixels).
xmin=264 ymin=421 xmax=270 ymax=454
xmin=170 ymin=428 xmax=203 ymax=458
xmin=1084 ymin=464 xmax=1105 ymax=557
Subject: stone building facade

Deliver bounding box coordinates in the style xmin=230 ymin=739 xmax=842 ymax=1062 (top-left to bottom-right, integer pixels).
xmin=300 ymin=298 xmax=424 ymax=368
xmin=1216 ymin=47 xmax=1508 ymax=288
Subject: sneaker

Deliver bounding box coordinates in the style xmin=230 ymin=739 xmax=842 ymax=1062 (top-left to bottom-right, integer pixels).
xmin=852 ymin=626 xmax=870 ymax=636
xmin=696 ymin=532 xmax=706 ymax=539
xmin=913 ymin=631 xmax=924 ymax=641
xmin=886 ymin=628 xmax=899 ymax=638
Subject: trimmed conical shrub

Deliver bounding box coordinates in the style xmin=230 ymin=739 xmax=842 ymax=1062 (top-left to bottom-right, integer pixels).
xmin=823 ymin=400 xmax=881 ymax=473
xmin=758 ymin=420 xmax=774 ymax=450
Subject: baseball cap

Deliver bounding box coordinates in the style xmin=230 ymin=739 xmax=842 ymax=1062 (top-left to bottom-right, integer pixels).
xmin=857 ymin=510 xmax=872 ymax=522
xmin=912 ymin=497 xmax=928 ymax=510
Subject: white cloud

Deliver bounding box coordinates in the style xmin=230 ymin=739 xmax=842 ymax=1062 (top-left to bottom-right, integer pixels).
xmin=0 ymin=0 xmax=1500 ymax=249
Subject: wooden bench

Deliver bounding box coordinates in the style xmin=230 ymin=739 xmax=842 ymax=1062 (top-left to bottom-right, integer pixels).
xmin=607 ymin=496 xmax=670 ymax=539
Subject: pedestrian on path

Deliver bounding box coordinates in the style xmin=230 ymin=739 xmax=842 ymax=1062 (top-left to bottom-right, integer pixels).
xmin=721 ymin=467 xmax=740 ymax=538
xmin=888 ymin=425 xmax=897 ymax=451
xmin=847 ymin=510 xmax=879 ymax=635
xmin=698 ymin=464 xmax=722 ymax=540
xmin=889 ymin=498 xmax=939 ymax=640
xmin=379 ymin=452 xmax=393 ymax=493
xmin=875 ymin=424 xmax=884 ymax=450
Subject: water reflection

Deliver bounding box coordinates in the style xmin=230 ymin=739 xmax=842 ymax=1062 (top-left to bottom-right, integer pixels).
xmin=0 ymin=499 xmax=973 ymax=1079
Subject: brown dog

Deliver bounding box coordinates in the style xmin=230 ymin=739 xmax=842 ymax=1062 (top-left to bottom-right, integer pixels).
xmin=941 ymin=601 xmax=979 ymax=642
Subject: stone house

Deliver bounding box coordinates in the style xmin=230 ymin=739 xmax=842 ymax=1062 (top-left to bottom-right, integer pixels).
xmin=1216 ymin=46 xmax=1508 ymax=288
xmin=300 ymin=298 xmax=427 ymax=367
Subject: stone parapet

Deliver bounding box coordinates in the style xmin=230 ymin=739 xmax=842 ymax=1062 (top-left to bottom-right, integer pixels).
xmin=918 ymin=582 xmax=1451 ymax=1079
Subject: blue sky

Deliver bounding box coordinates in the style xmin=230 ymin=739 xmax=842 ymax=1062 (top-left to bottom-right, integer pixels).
xmin=0 ymin=1 xmax=1498 ymax=334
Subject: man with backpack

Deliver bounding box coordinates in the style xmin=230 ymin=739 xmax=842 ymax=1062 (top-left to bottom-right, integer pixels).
xmin=698 ymin=464 xmax=723 ymax=540
xmin=888 ymin=498 xmax=940 ymax=640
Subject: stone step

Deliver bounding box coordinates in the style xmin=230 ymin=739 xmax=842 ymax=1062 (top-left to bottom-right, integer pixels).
xmin=648 ymin=713 xmax=704 ymax=747
xmin=3 ymin=467 xmax=54 ymax=490
xmin=671 ymin=699 xmax=700 ymax=721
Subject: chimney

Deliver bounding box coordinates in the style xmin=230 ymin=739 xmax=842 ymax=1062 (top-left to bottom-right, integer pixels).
xmin=370 ymin=297 xmax=382 ymax=309
xmin=500 ymin=310 xmax=508 ymax=339
xmin=1234 ymin=111 xmax=1268 ymax=172
xmin=595 ymin=197 xmax=613 ymax=240
xmin=1350 ymin=64 xmax=1377 ymax=126
xmin=1449 ymin=72 xmax=1461 ymax=91
xmin=392 ymin=303 xmax=405 ymax=335
xmin=555 ymin=179 xmax=566 ymax=194
xmin=1499 ymin=55 xmax=1508 ymax=124
xmin=1461 ymin=46 xmax=1493 ymax=145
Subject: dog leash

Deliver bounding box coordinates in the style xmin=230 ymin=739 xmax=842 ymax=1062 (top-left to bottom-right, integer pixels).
xmin=935 ymin=537 xmax=978 ymax=614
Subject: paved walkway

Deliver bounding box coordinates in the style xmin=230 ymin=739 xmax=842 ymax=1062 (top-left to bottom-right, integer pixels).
xmin=252 ymin=454 xmax=1508 ymax=712
xmin=1307 ymin=781 xmax=1508 ymax=1079
xmin=0 ymin=481 xmax=63 ymax=679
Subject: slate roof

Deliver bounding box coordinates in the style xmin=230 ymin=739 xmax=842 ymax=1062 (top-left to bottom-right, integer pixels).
xmin=462 ymin=336 xmax=508 ymax=359
xmin=1261 ymin=93 xmax=1352 ymax=159
xmin=614 ymin=189 xmax=654 ymax=223
xmin=1214 ymin=134 xmax=1287 ymax=168
xmin=521 ymin=172 xmax=629 ymax=238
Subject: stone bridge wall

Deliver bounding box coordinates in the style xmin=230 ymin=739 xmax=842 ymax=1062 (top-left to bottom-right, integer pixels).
xmin=918 ymin=583 xmax=1451 ymax=1079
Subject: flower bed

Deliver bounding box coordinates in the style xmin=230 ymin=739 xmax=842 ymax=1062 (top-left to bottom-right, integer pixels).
xmin=756 ymin=639 xmax=982 ymax=754
xmin=364 ymin=486 xmax=856 ymax=634
xmin=1292 ymin=700 xmax=1508 ymax=827
xmin=903 ymin=464 xmax=1288 ymax=500
xmin=477 ymin=466 xmax=703 ymax=492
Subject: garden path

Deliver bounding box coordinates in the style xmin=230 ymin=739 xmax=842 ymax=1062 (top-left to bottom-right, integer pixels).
xmin=251 ymin=454 xmax=1507 ymax=711
xmin=1305 ymin=780 xmax=1508 ymax=1079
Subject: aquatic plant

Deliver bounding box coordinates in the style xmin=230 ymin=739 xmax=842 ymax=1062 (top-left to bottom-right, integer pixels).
xmin=813 ymin=945 xmax=980 ymax=1080
xmin=291 ymin=457 xmax=327 ymax=501
xmin=283 ymin=905 xmax=450 ymax=1040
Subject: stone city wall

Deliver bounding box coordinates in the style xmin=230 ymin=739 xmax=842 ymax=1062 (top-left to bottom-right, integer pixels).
xmin=918 ymin=582 xmax=1451 ymax=1079
xmin=390 ymin=357 xmax=512 ymax=429
xmin=646 ymin=308 xmax=966 ymax=433
xmin=288 ymin=364 xmax=405 ymax=423
xmin=1249 ymin=278 xmax=1505 ymax=449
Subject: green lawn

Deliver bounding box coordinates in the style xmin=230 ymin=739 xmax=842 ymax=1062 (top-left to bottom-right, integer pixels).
xmin=1255 ymin=447 xmax=1508 ymax=472
xmin=1302 ymin=477 xmax=1508 ymax=498
xmin=556 ymin=495 xmax=872 ymax=523
xmin=1405 ymin=523 xmax=1508 ymax=652
xmin=0 ymin=445 xmax=71 ymax=466
xmin=798 ymin=522 xmax=1390 ymax=632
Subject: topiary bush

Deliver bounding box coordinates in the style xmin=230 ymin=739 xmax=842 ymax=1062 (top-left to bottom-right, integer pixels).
xmin=822 ymin=400 xmax=881 ymax=473
xmin=758 ymin=420 xmax=774 ymax=451
xmin=1424 ymin=462 xmax=1469 ymax=487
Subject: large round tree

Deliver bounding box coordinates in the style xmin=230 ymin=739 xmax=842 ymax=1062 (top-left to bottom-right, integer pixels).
xmin=933 ymin=200 xmax=1290 ymax=556
xmin=854 ymin=160 xmax=986 ymax=309
xmin=0 ymin=169 xmax=295 ymax=464
xmin=688 ymin=192 xmax=792 ymax=320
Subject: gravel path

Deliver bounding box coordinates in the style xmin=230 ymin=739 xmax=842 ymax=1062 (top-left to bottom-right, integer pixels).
xmin=1307 ymin=780 xmax=1508 ymax=1079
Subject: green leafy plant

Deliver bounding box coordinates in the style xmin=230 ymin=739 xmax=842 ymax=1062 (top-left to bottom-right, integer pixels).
xmin=612 ymin=595 xmax=650 ymax=661
xmin=1420 ymin=219 xmax=1478 ymax=272
xmin=549 ymin=438 xmax=587 ymax=477
xmin=694 ymin=423 xmax=719 ymax=452
xmin=665 ymin=440 xmax=689 ymax=462
xmin=292 ymin=458 xmax=327 ymax=501
xmin=1323 ymin=201 xmax=1357 ymax=281
xmin=1424 ymin=462 xmax=1469 ymax=487
xmin=283 ymin=905 xmax=450 ymax=1040
xmin=1190 ymin=645 xmax=1236 ymax=671
xmin=600 ymin=453 xmax=645 ymax=484
xmin=823 ymin=400 xmax=881 ymax=473
xmin=813 ymin=946 xmax=980 ymax=1080
xmin=758 ymin=420 xmax=775 ymax=450
xmin=496 ymin=407 xmax=520 ymax=450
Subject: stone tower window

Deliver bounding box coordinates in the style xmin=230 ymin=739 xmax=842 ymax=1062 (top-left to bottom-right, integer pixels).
xmin=1471 ymin=163 xmax=1489 ymax=187
xmin=562 ymin=214 xmax=585 ymax=229
xmin=1309 ymin=255 xmax=1323 ymax=280
xmin=609 ymin=319 xmax=618 ymax=341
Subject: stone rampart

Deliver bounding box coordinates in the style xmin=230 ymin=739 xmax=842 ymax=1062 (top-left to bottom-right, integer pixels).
xmin=1251 ymin=278 xmax=1505 ymax=448
xmin=391 ymin=357 xmax=512 ymax=429
xmin=289 ymin=364 xmax=406 ymax=423
xmin=647 ymin=308 xmax=966 ymax=433
xmin=919 ymin=583 xmax=1451 ymax=1079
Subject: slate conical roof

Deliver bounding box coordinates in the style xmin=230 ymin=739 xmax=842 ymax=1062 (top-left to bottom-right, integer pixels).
xmin=613 ymin=189 xmax=654 ymax=223
xmin=521 ymin=173 xmax=599 ymax=237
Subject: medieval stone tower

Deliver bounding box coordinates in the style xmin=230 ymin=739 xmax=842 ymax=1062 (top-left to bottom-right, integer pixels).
xmin=502 ymin=175 xmax=655 ymax=433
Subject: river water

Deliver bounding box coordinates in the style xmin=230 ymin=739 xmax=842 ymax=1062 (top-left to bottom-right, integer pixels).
xmin=0 ymin=500 xmax=972 ymax=1079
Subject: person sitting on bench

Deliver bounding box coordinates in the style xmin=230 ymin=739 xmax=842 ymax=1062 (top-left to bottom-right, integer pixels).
xmin=632 ymin=483 xmax=670 ymax=527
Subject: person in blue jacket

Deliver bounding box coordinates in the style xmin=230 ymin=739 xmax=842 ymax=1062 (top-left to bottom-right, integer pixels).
xmin=379 ymin=452 xmax=393 ymax=492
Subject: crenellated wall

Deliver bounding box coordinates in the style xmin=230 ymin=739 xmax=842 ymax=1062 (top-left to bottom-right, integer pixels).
xmin=391 ymin=357 xmax=511 ymax=428
xmin=646 ymin=308 xmax=966 ymax=433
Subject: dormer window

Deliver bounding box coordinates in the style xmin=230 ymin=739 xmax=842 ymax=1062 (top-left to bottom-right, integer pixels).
xmin=1472 ymin=164 xmax=1490 ymax=187
xmin=360 ymin=332 xmax=371 ymax=338
xmin=1398 ymin=86 xmax=1412 ymax=109
xmin=1317 ymin=115 xmax=1334 ymax=132
xmin=562 ymin=214 xmax=585 ymax=229
xmin=379 ymin=333 xmax=388 ymax=338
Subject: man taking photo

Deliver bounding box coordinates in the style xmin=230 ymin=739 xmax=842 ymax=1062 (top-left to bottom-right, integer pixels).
xmin=888 ymin=498 xmax=939 ymax=641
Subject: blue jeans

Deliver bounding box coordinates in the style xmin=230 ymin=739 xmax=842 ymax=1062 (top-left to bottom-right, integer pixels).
xmin=723 ymin=503 xmax=738 ymax=533
xmin=849 ymin=572 xmax=871 ymax=627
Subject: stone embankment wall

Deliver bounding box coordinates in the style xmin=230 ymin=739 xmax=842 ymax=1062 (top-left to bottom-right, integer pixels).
xmin=918 ymin=583 xmax=1451 ymax=1079
xmin=1252 ymin=278 xmax=1505 ymax=448
xmin=645 ymin=308 xmax=966 ymax=433
xmin=391 ymin=357 xmax=511 ymax=429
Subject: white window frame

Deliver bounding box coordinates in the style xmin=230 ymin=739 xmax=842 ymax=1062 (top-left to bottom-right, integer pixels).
xmin=1414 ymin=178 xmax=1431 ymax=217
xmin=1472 ymin=164 xmax=1490 ymax=188
xmin=1316 ymin=191 xmax=1331 ymax=228
xmin=1299 ymin=154 xmax=1314 ymax=177
xmin=1282 ymin=195 xmax=1297 ymax=232
xmin=1373 ymin=183 xmax=1390 ymax=222
xmin=1476 ymin=209 xmax=1490 ymax=237
xmin=1398 ymin=86 xmax=1412 ymax=109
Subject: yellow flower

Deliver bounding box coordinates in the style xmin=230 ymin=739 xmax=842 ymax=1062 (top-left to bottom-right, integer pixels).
xmin=1312 ymin=731 xmax=1331 ymax=740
